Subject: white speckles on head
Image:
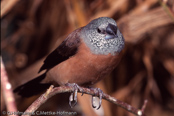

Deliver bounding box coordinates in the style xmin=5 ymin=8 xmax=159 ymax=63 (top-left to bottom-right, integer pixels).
xmin=81 ymin=17 xmax=124 ymax=55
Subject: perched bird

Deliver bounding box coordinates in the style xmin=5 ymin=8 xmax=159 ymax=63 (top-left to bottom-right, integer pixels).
xmin=14 ymin=17 xmax=125 ymax=109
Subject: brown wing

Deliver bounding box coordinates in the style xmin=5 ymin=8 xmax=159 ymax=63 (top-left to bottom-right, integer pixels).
xmin=38 ymin=28 xmax=82 ymax=73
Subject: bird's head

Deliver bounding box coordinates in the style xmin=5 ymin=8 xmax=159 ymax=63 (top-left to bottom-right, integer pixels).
xmin=81 ymin=17 xmax=125 ymax=55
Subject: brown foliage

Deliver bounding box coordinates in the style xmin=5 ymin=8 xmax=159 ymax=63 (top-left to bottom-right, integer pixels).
xmin=1 ymin=0 xmax=174 ymax=116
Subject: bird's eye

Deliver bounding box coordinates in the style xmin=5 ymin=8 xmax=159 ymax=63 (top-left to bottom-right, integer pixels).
xmin=97 ymin=28 xmax=105 ymax=34
xmin=97 ymin=28 xmax=101 ymax=33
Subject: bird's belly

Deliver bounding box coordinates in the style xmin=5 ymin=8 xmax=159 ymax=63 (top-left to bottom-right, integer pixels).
xmin=47 ymin=42 xmax=121 ymax=86
xmin=47 ymin=58 xmax=101 ymax=86
xmin=47 ymin=54 xmax=120 ymax=86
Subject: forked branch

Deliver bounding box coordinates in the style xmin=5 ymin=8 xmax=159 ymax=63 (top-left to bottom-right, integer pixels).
xmin=23 ymin=85 xmax=147 ymax=116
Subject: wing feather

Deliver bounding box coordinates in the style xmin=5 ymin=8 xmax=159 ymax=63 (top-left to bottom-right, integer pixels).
xmin=38 ymin=28 xmax=82 ymax=73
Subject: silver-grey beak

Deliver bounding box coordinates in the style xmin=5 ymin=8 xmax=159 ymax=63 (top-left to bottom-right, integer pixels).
xmin=105 ymin=23 xmax=118 ymax=40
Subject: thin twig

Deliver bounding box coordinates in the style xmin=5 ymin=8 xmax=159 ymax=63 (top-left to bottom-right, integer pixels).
xmin=141 ymin=100 xmax=148 ymax=112
xmin=1 ymin=57 xmax=18 ymax=116
xmin=23 ymin=85 xmax=147 ymax=116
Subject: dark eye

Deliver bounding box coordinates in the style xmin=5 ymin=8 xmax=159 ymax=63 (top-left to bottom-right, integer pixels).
xmin=97 ymin=28 xmax=105 ymax=34
xmin=97 ymin=28 xmax=101 ymax=33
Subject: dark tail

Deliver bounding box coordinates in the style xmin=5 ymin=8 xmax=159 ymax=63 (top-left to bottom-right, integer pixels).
xmin=13 ymin=73 xmax=51 ymax=97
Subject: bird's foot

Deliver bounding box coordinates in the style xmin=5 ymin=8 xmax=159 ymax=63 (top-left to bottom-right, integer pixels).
xmin=65 ymin=83 xmax=103 ymax=110
xmin=65 ymin=83 xmax=82 ymax=108
xmin=91 ymin=88 xmax=103 ymax=110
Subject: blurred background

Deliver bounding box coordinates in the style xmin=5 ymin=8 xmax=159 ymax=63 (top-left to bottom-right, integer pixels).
xmin=1 ymin=0 xmax=174 ymax=116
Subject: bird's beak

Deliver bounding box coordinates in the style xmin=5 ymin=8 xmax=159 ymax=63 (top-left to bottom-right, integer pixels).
xmin=105 ymin=23 xmax=118 ymax=40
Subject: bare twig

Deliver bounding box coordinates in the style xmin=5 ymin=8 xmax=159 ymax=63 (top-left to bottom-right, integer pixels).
xmin=23 ymin=85 xmax=147 ymax=116
xmin=141 ymin=100 xmax=148 ymax=112
xmin=1 ymin=57 xmax=18 ymax=116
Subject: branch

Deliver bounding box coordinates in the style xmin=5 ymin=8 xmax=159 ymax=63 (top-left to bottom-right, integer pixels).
xmin=1 ymin=57 xmax=18 ymax=116
xmin=23 ymin=85 xmax=147 ymax=116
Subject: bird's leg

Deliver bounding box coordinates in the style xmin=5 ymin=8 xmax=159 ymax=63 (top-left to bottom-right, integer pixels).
xmin=65 ymin=83 xmax=82 ymax=108
xmin=90 ymin=87 xmax=103 ymax=110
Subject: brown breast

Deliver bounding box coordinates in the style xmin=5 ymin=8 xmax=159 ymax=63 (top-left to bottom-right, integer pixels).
xmin=47 ymin=40 xmax=122 ymax=86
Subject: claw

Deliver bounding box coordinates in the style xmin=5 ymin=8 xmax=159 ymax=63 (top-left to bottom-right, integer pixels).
xmin=81 ymin=92 xmax=84 ymax=96
xmin=69 ymin=93 xmax=74 ymax=108
xmin=92 ymin=96 xmax=96 ymax=108
xmin=66 ymin=83 xmax=80 ymax=108
xmin=97 ymin=88 xmax=103 ymax=110
xmin=91 ymin=88 xmax=103 ymax=110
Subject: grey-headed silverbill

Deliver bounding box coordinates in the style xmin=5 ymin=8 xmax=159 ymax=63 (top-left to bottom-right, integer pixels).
xmin=14 ymin=17 xmax=125 ymax=109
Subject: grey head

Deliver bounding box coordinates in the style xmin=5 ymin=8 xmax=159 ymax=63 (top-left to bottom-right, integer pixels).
xmin=81 ymin=17 xmax=125 ymax=55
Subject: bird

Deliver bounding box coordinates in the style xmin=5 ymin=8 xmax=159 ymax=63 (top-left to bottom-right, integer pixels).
xmin=14 ymin=17 xmax=125 ymax=109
